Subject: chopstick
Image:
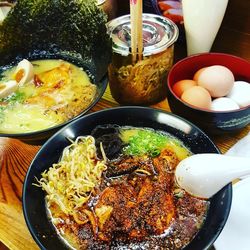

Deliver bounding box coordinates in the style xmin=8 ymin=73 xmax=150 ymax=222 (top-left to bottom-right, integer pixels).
xmin=137 ymin=0 xmax=143 ymax=61
xmin=130 ymin=0 xmax=143 ymax=64
xmin=130 ymin=0 xmax=137 ymax=63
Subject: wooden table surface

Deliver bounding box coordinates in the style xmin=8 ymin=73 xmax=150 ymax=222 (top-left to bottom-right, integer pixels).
xmin=0 ymin=88 xmax=249 ymax=250
xmin=0 ymin=1 xmax=250 ymax=249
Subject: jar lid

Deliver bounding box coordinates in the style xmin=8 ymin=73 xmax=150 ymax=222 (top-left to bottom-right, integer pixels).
xmin=107 ymin=13 xmax=179 ymax=56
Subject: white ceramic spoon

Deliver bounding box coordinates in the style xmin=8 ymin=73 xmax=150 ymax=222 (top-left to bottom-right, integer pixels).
xmin=175 ymin=153 xmax=250 ymax=199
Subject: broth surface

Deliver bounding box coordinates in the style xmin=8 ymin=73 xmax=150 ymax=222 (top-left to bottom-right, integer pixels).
xmin=39 ymin=126 xmax=209 ymax=250
xmin=0 ymin=59 xmax=96 ymax=133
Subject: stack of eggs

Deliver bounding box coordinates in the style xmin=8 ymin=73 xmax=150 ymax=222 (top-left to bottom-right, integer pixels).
xmin=172 ymin=65 xmax=250 ymax=111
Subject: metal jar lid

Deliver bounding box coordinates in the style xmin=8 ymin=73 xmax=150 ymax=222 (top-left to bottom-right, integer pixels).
xmin=107 ymin=13 xmax=179 ymax=56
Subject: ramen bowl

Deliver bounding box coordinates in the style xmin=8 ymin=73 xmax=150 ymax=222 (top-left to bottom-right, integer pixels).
xmin=167 ymin=53 xmax=250 ymax=135
xmin=0 ymin=51 xmax=108 ymax=143
xmin=23 ymin=106 xmax=232 ymax=250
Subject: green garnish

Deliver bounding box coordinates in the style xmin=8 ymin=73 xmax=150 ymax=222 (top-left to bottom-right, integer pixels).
xmin=124 ymin=129 xmax=169 ymax=157
xmin=0 ymin=106 xmax=5 ymax=123
xmin=1 ymin=91 xmax=26 ymax=104
xmin=0 ymin=91 xmax=26 ymax=124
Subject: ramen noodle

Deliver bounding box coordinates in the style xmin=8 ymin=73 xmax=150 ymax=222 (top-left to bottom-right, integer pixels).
xmin=37 ymin=136 xmax=107 ymax=217
xmin=107 ymin=14 xmax=178 ymax=105
xmin=108 ymin=46 xmax=174 ymax=104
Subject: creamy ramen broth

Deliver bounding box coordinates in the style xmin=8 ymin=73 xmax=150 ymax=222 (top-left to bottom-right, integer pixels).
xmin=38 ymin=125 xmax=209 ymax=250
xmin=0 ymin=59 xmax=96 ymax=133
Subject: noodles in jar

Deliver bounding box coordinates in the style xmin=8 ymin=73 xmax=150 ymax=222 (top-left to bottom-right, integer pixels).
xmin=107 ymin=14 xmax=178 ymax=105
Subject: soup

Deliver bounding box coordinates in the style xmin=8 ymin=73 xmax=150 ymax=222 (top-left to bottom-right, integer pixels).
xmin=37 ymin=125 xmax=209 ymax=249
xmin=0 ymin=59 xmax=96 ymax=133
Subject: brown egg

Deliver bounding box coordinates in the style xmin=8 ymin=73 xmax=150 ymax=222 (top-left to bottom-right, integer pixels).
xmin=193 ymin=67 xmax=207 ymax=81
xmin=181 ymin=86 xmax=212 ymax=109
xmin=196 ymin=65 xmax=234 ymax=97
xmin=172 ymin=79 xmax=197 ymax=98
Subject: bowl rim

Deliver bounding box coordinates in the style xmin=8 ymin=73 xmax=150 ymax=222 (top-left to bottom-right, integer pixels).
xmin=22 ymin=106 xmax=232 ymax=250
xmin=167 ymin=52 xmax=250 ymax=113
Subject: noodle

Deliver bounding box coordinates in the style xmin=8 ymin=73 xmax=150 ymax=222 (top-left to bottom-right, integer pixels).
xmin=37 ymin=136 xmax=107 ymax=216
xmin=108 ymin=46 xmax=174 ymax=104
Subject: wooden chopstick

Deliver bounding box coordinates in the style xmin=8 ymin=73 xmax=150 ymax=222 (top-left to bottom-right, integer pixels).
xmin=130 ymin=0 xmax=143 ymax=64
xmin=137 ymin=0 xmax=143 ymax=61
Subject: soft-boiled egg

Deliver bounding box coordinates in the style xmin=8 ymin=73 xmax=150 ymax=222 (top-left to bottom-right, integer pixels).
xmin=196 ymin=65 xmax=234 ymax=98
xmin=172 ymin=79 xmax=197 ymax=98
xmin=0 ymin=80 xmax=18 ymax=98
xmin=181 ymin=86 xmax=212 ymax=109
xmin=227 ymin=81 xmax=250 ymax=108
xmin=211 ymin=97 xmax=240 ymax=111
xmin=13 ymin=59 xmax=34 ymax=86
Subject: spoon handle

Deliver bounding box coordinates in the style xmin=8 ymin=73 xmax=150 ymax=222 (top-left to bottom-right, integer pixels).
xmin=202 ymin=154 xmax=250 ymax=176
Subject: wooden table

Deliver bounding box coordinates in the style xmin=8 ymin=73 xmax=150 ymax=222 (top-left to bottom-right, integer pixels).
xmin=0 ymin=0 xmax=250 ymax=249
xmin=0 ymin=87 xmax=249 ymax=250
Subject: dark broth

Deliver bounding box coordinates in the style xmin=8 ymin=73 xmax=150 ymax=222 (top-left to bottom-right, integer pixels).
xmin=46 ymin=126 xmax=209 ymax=249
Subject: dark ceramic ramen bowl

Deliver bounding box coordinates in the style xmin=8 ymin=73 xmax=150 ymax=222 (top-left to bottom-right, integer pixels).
xmin=0 ymin=51 xmax=108 ymax=144
xmin=23 ymin=106 xmax=232 ymax=250
xmin=167 ymin=53 xmax=250 ymax=135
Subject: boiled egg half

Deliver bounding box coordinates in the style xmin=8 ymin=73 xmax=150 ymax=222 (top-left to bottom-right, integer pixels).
xmin=0 ymin=80 xmax=18 ymax=99
xmin=13 ymin=59 xmax=34 ymax=86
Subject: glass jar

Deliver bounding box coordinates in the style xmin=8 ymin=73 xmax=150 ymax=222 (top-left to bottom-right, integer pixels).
xmin=107 ymin=14 xmax=179 ymax=105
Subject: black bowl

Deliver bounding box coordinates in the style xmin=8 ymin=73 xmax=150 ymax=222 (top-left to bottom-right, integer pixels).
xmin=0 ymin=51 xmax=108 ymax=144
xmin=23 ymin=107 xmax=232 ymax=250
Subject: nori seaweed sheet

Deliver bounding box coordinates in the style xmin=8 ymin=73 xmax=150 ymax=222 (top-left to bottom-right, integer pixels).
xmin=0 ymin=0 xmax=112 ymax=81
